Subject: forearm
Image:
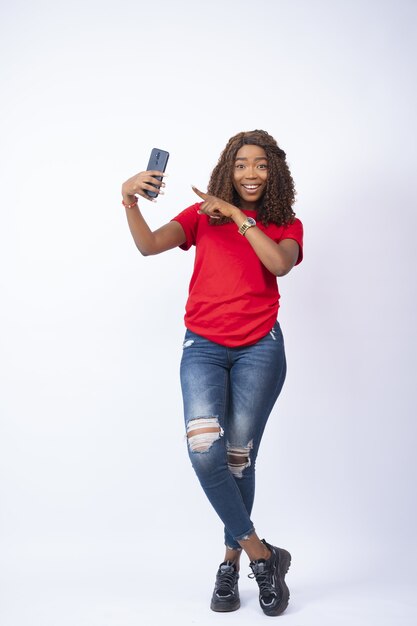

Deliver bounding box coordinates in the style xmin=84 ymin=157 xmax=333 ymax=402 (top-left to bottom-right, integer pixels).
xmin=124 ymin=201 xmax=158 ymax=256
xmin=245 ymin=228 xmax=296 ymax=276
xmin=122 ymin=190 xmax=186 ymax=255
xmin=230 ymin=209 xmax=297 ymax=276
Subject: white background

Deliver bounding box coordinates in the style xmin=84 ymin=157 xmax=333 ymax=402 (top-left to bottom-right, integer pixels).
xmin=1 ymin=1 xmax=416 ymax=624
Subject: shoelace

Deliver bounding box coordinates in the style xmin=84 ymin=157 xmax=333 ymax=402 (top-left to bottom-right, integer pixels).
xmin=216 ymin=566 xmax=237 ymax=593
xmin=248 ymin=562 xmax=276 ymax=597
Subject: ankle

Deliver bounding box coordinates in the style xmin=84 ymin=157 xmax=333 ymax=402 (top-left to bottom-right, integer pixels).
xmin=245 ymin=541 xmax=272 ymax=562
xmin=224 ymin=548 xmax=241 ymax=570
xmin=251 ymin=545 xmax=271 ymax=562
xmin=261 ymin=546 xmax=272 ymax=561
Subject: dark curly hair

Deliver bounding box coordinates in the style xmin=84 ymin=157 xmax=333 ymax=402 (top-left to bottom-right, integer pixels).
xmin=207 ymin=129 xmax=296 ymax=226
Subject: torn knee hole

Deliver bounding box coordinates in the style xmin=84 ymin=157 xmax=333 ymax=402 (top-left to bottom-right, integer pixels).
xmin=186 ymin=417 xmax=223 ymax=452
xmin=227 ymin=441 xmax=253 ymax=478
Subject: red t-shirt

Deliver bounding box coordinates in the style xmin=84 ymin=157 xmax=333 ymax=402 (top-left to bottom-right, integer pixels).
xmin=172 ymin=203 xmax=303 ymax=347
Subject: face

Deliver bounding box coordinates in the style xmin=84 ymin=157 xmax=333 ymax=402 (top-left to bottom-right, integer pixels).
xmin=232 ymin=144 xmax=268 ymax=210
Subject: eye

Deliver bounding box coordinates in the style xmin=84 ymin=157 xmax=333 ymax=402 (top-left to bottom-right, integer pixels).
xmin=258 ymin=163 xmax=268 ymax=169
xmin=235 ymin=163 xmax=245 ymax=169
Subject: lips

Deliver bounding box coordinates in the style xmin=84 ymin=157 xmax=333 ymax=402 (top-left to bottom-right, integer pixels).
xmin=242 ymin=184 xmax=262 ymax=194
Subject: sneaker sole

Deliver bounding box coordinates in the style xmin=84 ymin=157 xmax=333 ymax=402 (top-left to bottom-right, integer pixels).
xmin=210 ymin=597 xmax=240 ymax=612
xmin=263 ymin=548 xmax=291 ymax=617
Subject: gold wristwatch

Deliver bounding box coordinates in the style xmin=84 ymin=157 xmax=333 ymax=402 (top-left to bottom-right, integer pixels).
xmin=238 ymin=217 xmax=256 ymax=236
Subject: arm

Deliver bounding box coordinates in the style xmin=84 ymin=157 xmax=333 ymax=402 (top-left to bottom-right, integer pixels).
xmin=122 ymin=171 xmax=186 ymax=255
xmin=231 ymin=211 xmax=299 ymax=276
xmin=124 ymin=204 xmax=186 ymax=256
xmin=191 ymin=187 xmax=299 ymax=277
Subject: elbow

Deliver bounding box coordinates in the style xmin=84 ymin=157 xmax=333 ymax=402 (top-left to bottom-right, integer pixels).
xmin=134 ymin=237 xmax=159 ymax=256
xmin=263 ymin=261 xmax=287 ymax=277
xmin=136 ymin=243 xmax=163 ymax=256
xmin=273 ymin=261 xmax=295 ymax=277
xmin=136 ymin=244 xmax=153 ymax=257
xmin=275 ymin=266 xmax=290 ymax=277
xmin=273 ymin=255 xmax=298 ymax=276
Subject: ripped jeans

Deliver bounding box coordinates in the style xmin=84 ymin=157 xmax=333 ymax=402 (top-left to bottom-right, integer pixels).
xmin=180 ymin=321 xmax=287 ymax=550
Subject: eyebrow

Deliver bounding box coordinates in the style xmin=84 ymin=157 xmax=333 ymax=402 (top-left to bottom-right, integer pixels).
xmin=235 ymin=156 xmax=267 ymax=161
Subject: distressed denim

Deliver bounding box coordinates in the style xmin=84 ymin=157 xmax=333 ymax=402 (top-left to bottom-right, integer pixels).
xmin=180 ymin=321 xmax=287 ymax=549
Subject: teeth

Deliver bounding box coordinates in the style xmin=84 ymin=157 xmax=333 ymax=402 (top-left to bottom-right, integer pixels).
xmin=243 ymin=185 xmax=259 ymax=189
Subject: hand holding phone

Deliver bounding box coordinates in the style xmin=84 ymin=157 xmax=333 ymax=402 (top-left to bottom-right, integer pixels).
xmin=121 ymin=148 xmax=169 ymax=203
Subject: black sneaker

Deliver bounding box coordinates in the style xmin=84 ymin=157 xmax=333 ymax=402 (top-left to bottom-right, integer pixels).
xmin=210 ymin=561 xmax=240 ymax=612
xmin=249 ymin=539 xmax=291 ymax=616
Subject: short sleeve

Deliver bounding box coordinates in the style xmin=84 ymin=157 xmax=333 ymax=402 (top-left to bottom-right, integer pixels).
xmin=280 ymin=218 xmax=304 ymax=265
xmin=170 ymin=203 xmax=201 ymax=250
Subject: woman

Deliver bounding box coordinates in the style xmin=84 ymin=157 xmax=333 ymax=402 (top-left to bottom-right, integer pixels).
xmin=121 ymin=130 xmax=303 ymax=616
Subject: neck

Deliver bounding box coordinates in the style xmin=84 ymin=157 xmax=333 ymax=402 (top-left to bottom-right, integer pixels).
xmin=240 ymin=201 xmax=258 ymax=212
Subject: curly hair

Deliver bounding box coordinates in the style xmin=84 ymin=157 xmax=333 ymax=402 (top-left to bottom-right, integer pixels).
xmin=207 ymin=129 xmax=296 ymax=226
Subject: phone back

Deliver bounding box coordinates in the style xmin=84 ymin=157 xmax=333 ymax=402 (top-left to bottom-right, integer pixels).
xmin=146 ymin=148 xmax=169 ymax=198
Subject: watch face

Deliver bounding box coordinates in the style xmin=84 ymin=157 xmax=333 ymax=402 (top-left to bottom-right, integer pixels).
xmin=238 ymin=217 xmax=257 ymax=235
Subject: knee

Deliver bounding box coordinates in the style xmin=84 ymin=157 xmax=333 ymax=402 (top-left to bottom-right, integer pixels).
xmin=226 ymin=440 xmax=253 ymax=478
xmin=186 ymin=416 xmax=223 ymax=453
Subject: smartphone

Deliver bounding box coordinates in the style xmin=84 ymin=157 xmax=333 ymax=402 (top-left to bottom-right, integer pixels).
xmin=145 ymin=148 xmax=169 ymax=198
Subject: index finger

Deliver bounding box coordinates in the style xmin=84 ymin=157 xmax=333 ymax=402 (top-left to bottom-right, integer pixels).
xmin=192 ymin=186 xmax=208 ymax=200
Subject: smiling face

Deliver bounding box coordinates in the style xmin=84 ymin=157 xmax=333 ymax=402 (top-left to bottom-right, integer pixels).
xmin=232 ymin=144 xmax=268 ymax=210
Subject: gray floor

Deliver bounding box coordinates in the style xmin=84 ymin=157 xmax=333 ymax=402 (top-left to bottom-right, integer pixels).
xmin=1 ymin=539 xmax=416 ymax=626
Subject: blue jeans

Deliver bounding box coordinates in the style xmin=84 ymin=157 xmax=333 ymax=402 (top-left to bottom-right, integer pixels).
xmin=180 ymin=321 xmax=287 ymax=550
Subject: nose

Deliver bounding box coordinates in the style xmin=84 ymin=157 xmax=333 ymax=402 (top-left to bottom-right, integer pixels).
xmin=245 ymin=166 xmax=257 ymax=179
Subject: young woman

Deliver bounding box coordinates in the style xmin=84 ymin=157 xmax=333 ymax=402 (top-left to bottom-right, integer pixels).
xmin=121 ymin=130 xmax=303 ymax=616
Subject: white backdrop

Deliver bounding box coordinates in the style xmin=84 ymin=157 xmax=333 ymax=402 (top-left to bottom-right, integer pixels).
xmin=1 ymin=1 xmax=416 ymax=625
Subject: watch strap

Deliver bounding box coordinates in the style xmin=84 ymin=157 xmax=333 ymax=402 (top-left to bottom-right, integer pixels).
xmin=238 ymin=218 xmax=256 ymax=236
